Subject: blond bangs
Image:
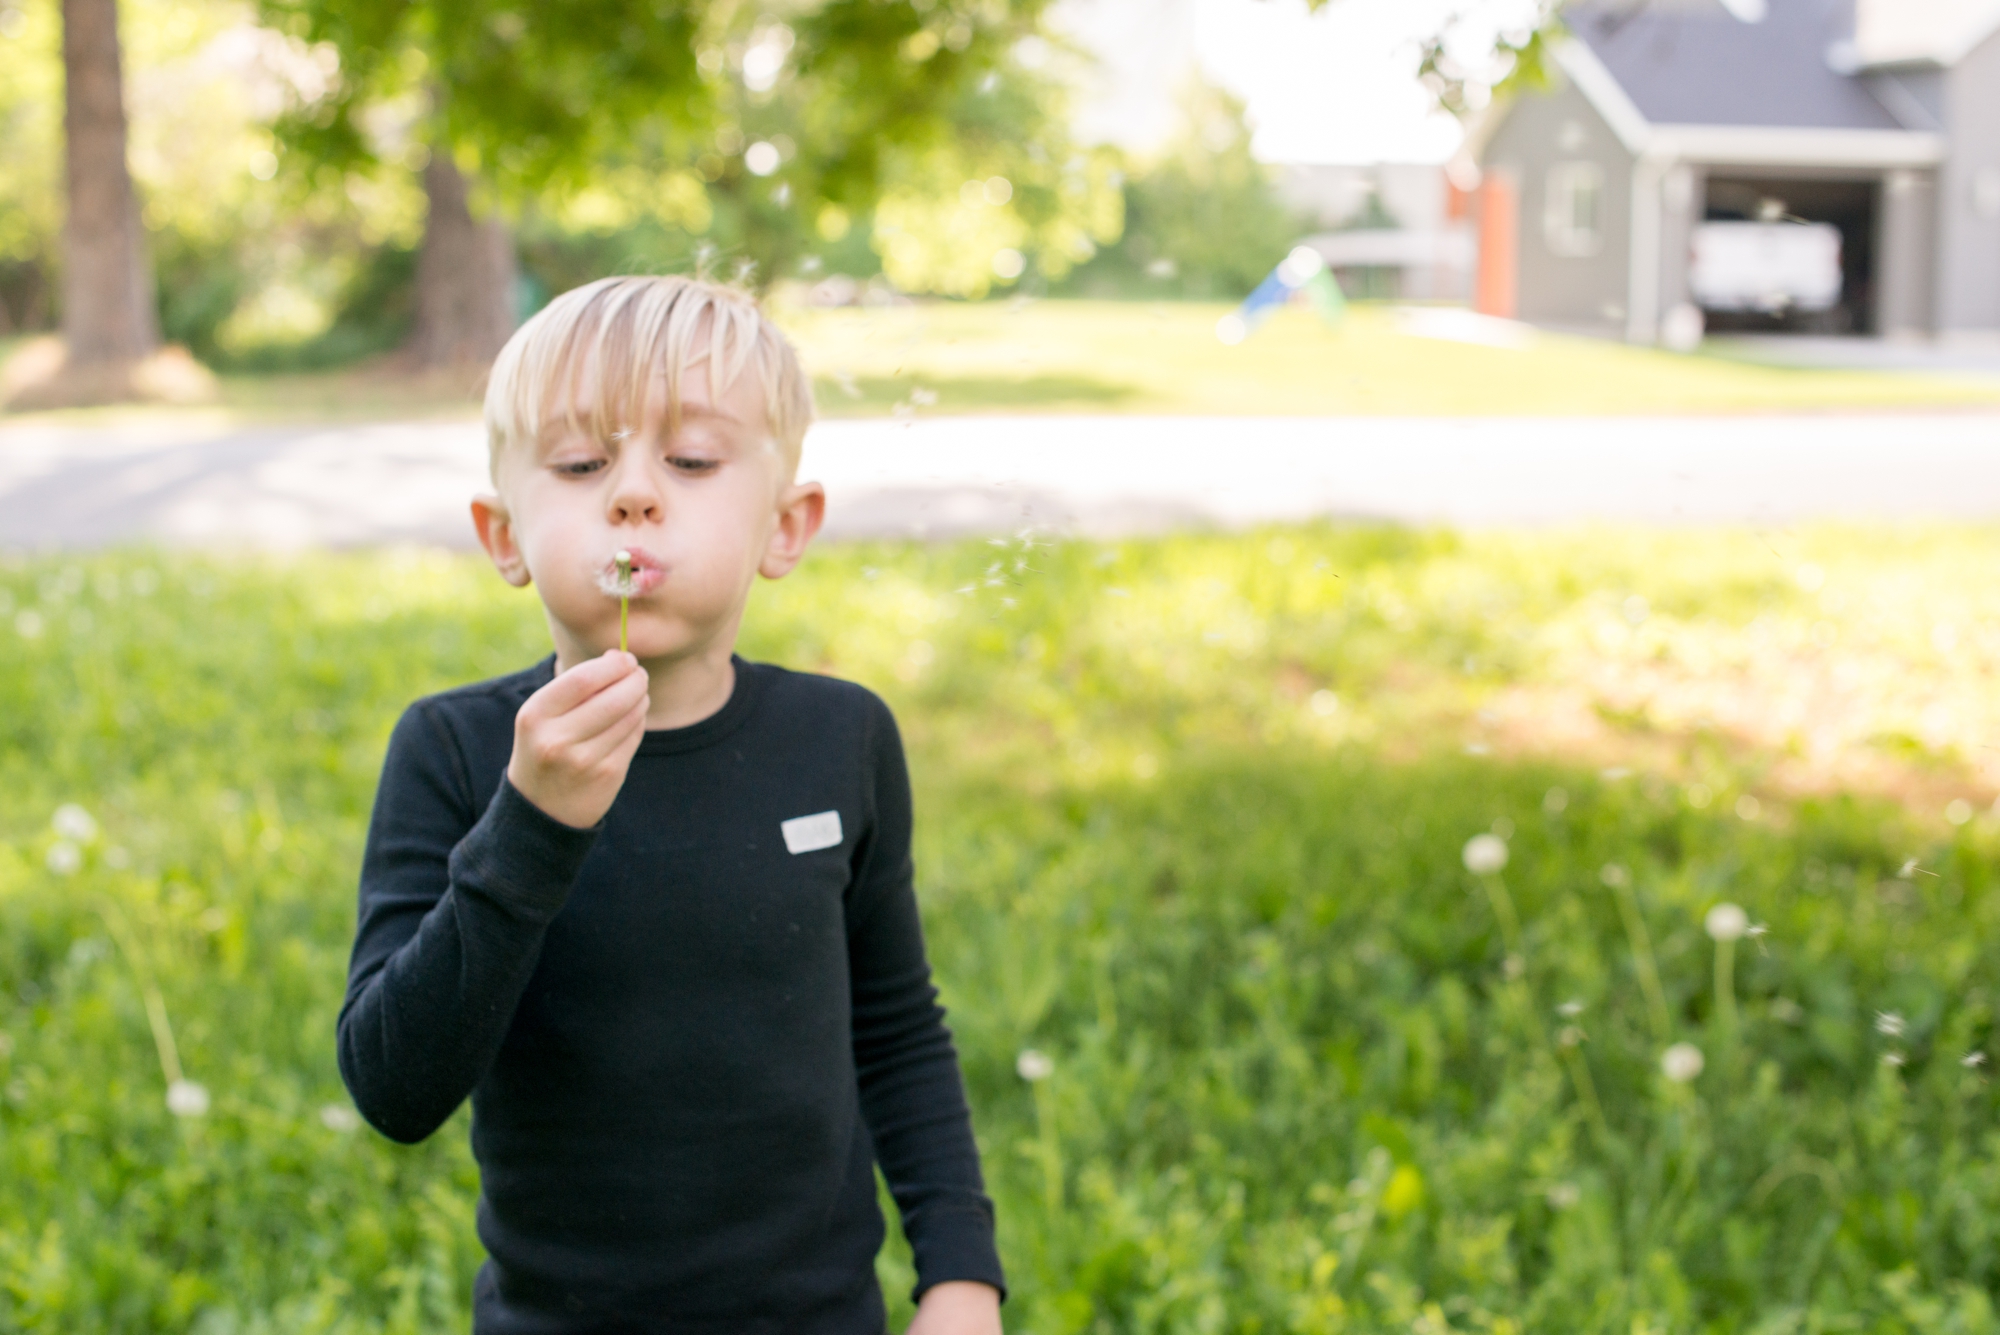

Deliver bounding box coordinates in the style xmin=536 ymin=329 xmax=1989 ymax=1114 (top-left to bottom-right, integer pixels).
xmin=484 ymin=275 xmax=814 ymax=483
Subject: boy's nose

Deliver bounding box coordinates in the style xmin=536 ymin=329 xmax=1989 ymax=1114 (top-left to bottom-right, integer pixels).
xmin=607 ymin=455 xmax=664 ymax=525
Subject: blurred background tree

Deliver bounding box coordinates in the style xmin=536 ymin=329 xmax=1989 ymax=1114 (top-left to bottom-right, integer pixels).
xmin=0 ymin=0 xmax=1565 ymax=389
xmin=1053 ymin=80 xmax=1304 ymax=300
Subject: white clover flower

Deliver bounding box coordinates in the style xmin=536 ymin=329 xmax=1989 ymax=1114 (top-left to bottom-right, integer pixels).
xmin=1962 ymin=1051 xmax=1986 ymax=1068
xmin=1874 ymin=1011 xmax=1906 ymax=1038
xmin=166 ymin=1079 xmax=210 ymax=1117
xmin=1015 ymin=1049 xmax=1054 ymax=1082
xmin=1661 ymin=1043 xmax=1705 ymax=1082
xmin=45 ymin=842 xmax=81 ymax=876
xmin=1704 ymin=903 xmax=1749 ymax=942
xmin=319 ymin=1103 xmax=361 ymax=1132
xmin=1462 ymin=833 xmax=1508 ymax=876
xmin=51 ymin=804 xmax=97 ymax=843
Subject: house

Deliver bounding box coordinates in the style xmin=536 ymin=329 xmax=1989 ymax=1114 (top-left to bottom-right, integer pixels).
xmin=1274 ymin=164 xmax=1477 ymax=301
xmin=1472 ymin=0 xmax=2000 ymax=343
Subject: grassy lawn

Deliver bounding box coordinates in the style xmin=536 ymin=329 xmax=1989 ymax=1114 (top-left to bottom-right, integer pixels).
xmin=785 ymin=300 xmax=2000 ymax=417
xmin=6 ymin=302 xmax=1999 ymax=428
xmin=3 ymin=527 xmax=2000 ymax=1331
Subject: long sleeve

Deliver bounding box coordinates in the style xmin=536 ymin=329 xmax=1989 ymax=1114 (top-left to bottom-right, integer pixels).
xmin=338 ymin=700 xmax=599 ymax=1144
xmin=845 ymin=701 xmax=1006 ymax=1302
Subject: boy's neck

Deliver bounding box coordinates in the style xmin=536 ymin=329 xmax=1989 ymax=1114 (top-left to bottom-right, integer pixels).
xmin=638 ymin=647 xmax=737 ymax=731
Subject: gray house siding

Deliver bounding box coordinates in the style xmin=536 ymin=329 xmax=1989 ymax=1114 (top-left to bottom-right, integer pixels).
xmin=1937 ymin=29 xmax=2000 ymax=333
xmin=1481 ymin=80 xmax=1633 ymax=332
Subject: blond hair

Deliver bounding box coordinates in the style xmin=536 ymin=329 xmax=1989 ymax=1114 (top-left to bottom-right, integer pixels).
xmin=483 ymin=275 xmax=814 ymax=485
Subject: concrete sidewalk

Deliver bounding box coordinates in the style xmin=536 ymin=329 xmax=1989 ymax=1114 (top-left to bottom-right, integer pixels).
xmin=2 ymin=411 xmax=1998 ymax=552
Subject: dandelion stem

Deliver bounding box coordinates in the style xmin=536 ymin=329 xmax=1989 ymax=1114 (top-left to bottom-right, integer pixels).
xmin=1560 ymin=1045 xmax=1617 ymax=1157
xmin=1032 ymin=1080 xmax=1063 ymax=1216
xmin=99 ymin=902 xmax=184 ymax=1087
xmin=1714 ymin=936 xmax=1738 ymax=1037
xmin=615 ymin=550 xmax=632 ymax=654
xmin=1611 ymin=879 xmax=1673 ymax=1043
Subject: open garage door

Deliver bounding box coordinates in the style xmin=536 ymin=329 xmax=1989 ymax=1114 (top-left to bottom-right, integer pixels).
xmin=1702 ymin=176 xmax=1880 ymax=334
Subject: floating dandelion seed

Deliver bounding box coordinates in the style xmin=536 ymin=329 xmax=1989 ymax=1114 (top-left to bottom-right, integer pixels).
xmin=1016 ymin=1049 xmax=1054 ymax=1081
xmin=166 ymin=1079 xmax=210 ymax=1117
xmin=1899 ymin=858 xmax=1919 ymax=879
xmin=1661 ymin=1043 xmax=1705 ymax=1082
xmin=1462 ymin=833 xmax=1508 ymax=875
xmin=1705 ymin=903 xmax=1749 ymax=941
xmin=1557 ymin=999 xmax=1585 ymax=1017
xmin=1882 ymin=1051 xmax=1906 ymax=1068
xmin=1963 ymin=1051 xmax=1987 ymax=1068
xmin=1875 ymin=1010 xmax=1906 ymax=1037
xmin=45 ymin=842 xmax=80 ymax=875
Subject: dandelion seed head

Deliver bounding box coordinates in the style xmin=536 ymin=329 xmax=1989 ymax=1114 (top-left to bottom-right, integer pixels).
xmin=166 ymin=1079 xmax=210 ymax=1118
xmin=320 ymin=1103 xmax=361 ymax=1132
xmin=51 ymin=804 xmax=96 ymax=843
xmin=1462 ymin=833 xmax=1508 ymax=876
xmin=1875 ymin=1010 xmax=1906 ymax=1037
xmin=1705 ymin=903 xmax=1749 ymax=942
xmin=1661 ymin=1043 xmax=1705 ymax=1082
xmin=1016 ymin=1049 xmax=1054 ymax=1082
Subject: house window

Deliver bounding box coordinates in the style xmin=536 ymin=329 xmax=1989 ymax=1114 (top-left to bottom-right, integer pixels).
xmin=1545 ymin=162 xmax=1604 ymax=257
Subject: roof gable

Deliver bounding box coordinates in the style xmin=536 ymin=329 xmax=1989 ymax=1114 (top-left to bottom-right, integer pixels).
xmin=1567 ymin=0 xmax=1903 ymax=131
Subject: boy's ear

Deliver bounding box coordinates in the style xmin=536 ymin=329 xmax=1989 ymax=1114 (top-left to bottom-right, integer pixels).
xmin=759 ymin=480 xmax=825 ymax=580
xmin=471 ymin=494 xmax=534 ymax=588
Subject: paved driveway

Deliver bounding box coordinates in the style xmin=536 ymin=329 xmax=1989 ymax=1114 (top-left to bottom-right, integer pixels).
xmin=2 ymin=411 xmax=1997 ymax=551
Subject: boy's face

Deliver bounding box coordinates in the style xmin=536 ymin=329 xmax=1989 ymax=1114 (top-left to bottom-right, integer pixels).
xmin=471 ymin=358 xmax=823 ymax=670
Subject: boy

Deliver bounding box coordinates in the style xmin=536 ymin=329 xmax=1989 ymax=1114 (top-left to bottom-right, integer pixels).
xmin=339 ymin=275 xmax=1005 ymax=1333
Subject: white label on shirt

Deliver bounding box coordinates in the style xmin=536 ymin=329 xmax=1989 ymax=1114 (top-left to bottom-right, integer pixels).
xmin=781 ymin=810 xmax=843 ymax=855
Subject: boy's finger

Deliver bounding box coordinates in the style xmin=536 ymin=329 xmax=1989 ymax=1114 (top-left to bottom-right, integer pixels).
xmin=575 ymin=695 xmax=649 ymax=771
xmin=538 ymin=668 xmax=648 ymax=750
xmin=527 ymin=651 xmax=640 ymax=719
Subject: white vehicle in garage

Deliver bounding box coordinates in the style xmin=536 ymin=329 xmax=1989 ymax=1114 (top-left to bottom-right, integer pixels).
xmin=1690 ymin=220 xmax=1844 ymax=314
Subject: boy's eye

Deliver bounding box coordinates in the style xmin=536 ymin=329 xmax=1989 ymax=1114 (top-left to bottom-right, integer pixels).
xmin=552 ymin=459 xmax=606 ymax=476
xmin=668 ymin=456 xmax=719 ymax=474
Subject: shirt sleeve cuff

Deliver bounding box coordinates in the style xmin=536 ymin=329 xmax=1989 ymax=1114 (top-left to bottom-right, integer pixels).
xmin=447 ymin=774 xmax=601 ymax=923
xmin=910 ymin=1203 xmax=1008 ymax=1304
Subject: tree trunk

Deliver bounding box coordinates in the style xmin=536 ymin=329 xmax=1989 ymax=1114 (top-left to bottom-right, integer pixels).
xmin=60 ymin=0 xmax=156 ymax=370
xmin=408 ymin=150 xmax=518 ymax=369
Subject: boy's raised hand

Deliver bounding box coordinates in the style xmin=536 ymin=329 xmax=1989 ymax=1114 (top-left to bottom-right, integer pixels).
xmin=506 ymin=651 xmax=650 ymax=830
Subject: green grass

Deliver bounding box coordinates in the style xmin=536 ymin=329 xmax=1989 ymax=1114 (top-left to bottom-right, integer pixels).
xmin=3 ymin=528 xmax=2000 ymax=1332
xmin=784 ymin=301 xmax=2000 ymax=417
xmin=7 ymin=302 xmax=1999 ymax=427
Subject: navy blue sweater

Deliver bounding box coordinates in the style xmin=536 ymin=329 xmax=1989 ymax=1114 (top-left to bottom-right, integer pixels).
xmin=339 ymin=656 xmax=1002 ymax=1332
